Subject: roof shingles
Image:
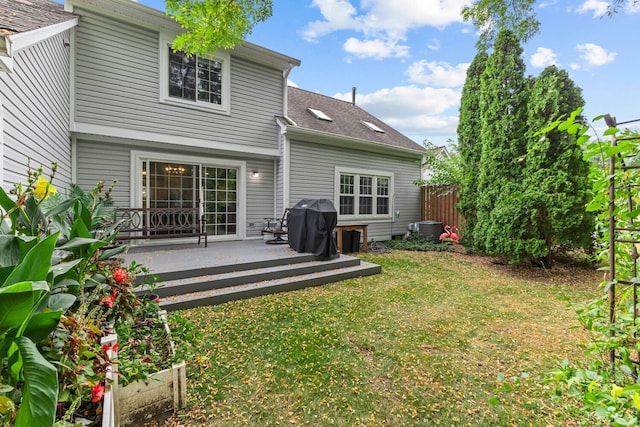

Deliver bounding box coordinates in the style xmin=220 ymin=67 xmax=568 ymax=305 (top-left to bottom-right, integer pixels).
xmin=0 ymin=0 xmax=75 ymax=35
xmin=287 ymin=87 xmax=424 ymax=153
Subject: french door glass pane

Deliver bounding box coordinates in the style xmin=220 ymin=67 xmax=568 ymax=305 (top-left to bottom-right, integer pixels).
xmin=143 ymin=162 xmax=199 ymax=237
xmin=144 ymin=162 xmax=197 ymax=209
xmin=203 ymin=166 xmax=238 ymax=236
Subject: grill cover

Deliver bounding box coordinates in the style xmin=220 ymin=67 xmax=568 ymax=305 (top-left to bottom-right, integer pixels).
xmin=288 ymin=199 xmax=338 ymax=259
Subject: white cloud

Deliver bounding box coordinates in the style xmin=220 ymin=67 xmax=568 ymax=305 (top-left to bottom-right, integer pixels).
xmin=355 ymin=0 xmax=471 ymax=31
xmin=427 ymin=38 xmax=441 ymax=50
xmin=335 ymin=85 xmax=460 ymax=116
xmin=530 ymin=47 xmax=559 ymax=68
xmin=576 ymin=43 xmax=617 ymax=66
xmin=343 ymin=36 xmax=410 ymax=59
xmin=570 ymin=63 xmax=581 ymax=70
xmin=628 ymin=1 xmax=640 ymax=12
xmin=333 ymin=85 xmax=462 ymax=141
xmin=576 ymin=0 xmax=610 ymax=17
xmin=302 ymin=0 xmax=472 ymax=57
xmin=387 ymin=115 xmax=460 ymax=137
xmin=301 ymin=0 xmax=360 ymax=41
xmin=407 ymin=61 xmax=469 ymax=87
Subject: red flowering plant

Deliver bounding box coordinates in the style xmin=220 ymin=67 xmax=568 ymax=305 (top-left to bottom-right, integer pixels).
xmin=46 ymin=260 xmax=155 ymax=425
xmin=1 ymin=164 xmax=195 ymax=426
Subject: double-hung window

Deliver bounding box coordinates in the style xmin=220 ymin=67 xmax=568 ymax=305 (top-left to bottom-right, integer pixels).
xmin=336 ymin=168 xmax=393 ymax=219
xmin=160 ymin=37 xmax=230 ymax=114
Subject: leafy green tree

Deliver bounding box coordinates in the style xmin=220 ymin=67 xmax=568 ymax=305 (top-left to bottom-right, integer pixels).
xmin=462 ymin=0 xmax=539 ymax=49
xmin=456 ymin=50 xmax=488 ymax=246
xmin=166 ymin=0 xmax=273 ymax=56
xmin=473 ymin=29 xmax=529 ymax=259
xmin=462 ymin=0 xmax=638 ymax=49
xmin=520 ymin=66 xmax=592 ymax=265
xmin=414 ymin=141 xmax=461 ymax=190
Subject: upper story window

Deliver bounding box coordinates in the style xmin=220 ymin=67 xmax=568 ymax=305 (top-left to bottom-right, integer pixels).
xmin=160 ymin=36 xmax=231 ymax=114
xmin=169 ymin=49 xmax=223 ymax=104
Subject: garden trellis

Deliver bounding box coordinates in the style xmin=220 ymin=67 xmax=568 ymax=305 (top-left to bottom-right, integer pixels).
xmin=604 ymin=114 xmax=640 ymax=378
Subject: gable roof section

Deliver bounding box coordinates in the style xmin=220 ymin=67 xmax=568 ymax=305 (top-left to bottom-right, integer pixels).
xmin=0 ymin=0 xmax=78 ymax=72
xmin=0 ymin=0 xmax=73 ymax=34
xmin=66 ymin=0 xmax=300 ymax=73
xmin=286 ymin=87 xmax=424 ymax=158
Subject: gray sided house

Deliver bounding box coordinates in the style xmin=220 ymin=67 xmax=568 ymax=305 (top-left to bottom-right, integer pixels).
xmin=281 ymin=87 xmax=425 ymax=241
xmin=0 ymin=0 xmax=77 ymax=190
xmin=1 ymin=0 xmax=424 ymax=245
xmin=66 ymin=0 xmax=300 ymax=243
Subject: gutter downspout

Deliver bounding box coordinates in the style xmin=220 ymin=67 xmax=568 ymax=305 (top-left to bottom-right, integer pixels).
xmin=281 ymin=63 xmax=296 ymax=214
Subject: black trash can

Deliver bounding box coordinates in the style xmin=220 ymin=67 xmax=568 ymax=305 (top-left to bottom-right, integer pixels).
xmin=288 ymin=199 xmax=339 ymax=259
xmin=341 ymin=230 xmax=361 ymax=254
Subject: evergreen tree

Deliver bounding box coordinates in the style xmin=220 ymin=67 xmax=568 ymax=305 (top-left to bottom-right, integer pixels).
xmin=462 ymin=0 xmax=539 ymax=49
xmin=457 ymin=50 xmax=488 ymax=246
xmin=473 ymin=29 xmax=529 ymax=258
xmin=519 ymin=66 xmax=593 ymax=265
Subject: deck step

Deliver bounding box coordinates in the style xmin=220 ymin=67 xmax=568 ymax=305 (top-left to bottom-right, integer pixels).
xmin=135 ymin=252 xmax=319 ymax=283
xmin=158 ymin=261 xmax=381 ymax=311
xmin=146 ymin=256 xmax=362 ymax=298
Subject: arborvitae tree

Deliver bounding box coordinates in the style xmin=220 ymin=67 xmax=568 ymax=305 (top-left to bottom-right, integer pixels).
xmin=457 ymin=51 xmax=488 ymax=247
xmin=462 ymin=0 xmax=539 ymax=50
xmin=473 ymin=29 xmax=529 ymax=258
xmin=519 ymin=66 xmax=593 ymax=265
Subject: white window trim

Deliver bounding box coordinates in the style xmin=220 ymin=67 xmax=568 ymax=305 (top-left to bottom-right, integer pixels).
xmin=131 ymin=150 xmax=246 ymax=239
xmin=334 ymin=166 xmax=394 ymax=221
xmin=158 ymin=35 xmax=231 ymax=115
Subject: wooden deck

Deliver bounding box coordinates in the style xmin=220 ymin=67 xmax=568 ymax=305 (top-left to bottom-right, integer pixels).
xmin=121 ymin=240 xmax=381 ymax=310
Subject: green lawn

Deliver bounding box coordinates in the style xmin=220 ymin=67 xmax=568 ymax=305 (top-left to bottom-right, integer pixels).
xmin=164 ymin=250 xmax=599 ymax=426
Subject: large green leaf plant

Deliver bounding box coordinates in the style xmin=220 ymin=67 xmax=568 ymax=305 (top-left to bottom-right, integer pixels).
xmin=0 ymin=164 xmax=126 ymax=426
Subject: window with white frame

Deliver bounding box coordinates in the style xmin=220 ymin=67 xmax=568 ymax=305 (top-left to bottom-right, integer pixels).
xmin=336 ymin=168 xmax=393 ymax=219
xmin=159 ymin=37 xmax=230 ymax=113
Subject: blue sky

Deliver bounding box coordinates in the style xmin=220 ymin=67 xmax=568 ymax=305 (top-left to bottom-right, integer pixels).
xmin=109 ymin=1 xmax=639 ymax=146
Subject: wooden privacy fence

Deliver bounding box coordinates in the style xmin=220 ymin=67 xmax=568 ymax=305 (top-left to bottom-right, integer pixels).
xmin=421 ymin=186 xmax=462 ymax=227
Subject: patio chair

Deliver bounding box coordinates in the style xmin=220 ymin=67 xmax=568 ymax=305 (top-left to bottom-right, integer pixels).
xmin=261 ymin=208 xmax=290 ymax=244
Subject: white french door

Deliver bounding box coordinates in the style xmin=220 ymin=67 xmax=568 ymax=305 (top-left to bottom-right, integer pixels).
xmin=134 ymin=152 xmax=245 ymax=240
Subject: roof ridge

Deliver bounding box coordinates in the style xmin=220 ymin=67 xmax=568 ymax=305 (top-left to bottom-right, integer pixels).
xmin=289 ymin=86 xmax=356 ymax=107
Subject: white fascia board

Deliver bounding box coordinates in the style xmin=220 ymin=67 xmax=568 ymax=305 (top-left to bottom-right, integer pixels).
xmin=71 ymin=122 xmax=280 ymax=159
xmin=66 ymin=0 xmax=180 ymax=33
xmin=286 ymin=126 xmax=424 ymax=159
xmin=7 ymin=18 xmax=78 ymax=55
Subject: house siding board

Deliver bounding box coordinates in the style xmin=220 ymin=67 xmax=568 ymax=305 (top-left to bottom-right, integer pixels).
xmin=76 ymin=140 xmax=131 ymax=208
xmin=74 ymin=9 xmax=283 ymax=151
xmin=289 ymin=140 xmax=421 ymax=240
xmin=246 ymin=159 xmax=275 ymax=237
xmin=0 ymin=32 xmax=72 ymax=191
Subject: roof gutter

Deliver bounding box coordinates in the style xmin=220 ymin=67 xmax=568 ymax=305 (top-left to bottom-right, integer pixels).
xmin=285 ymin=126 xmax=424 ymax=159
